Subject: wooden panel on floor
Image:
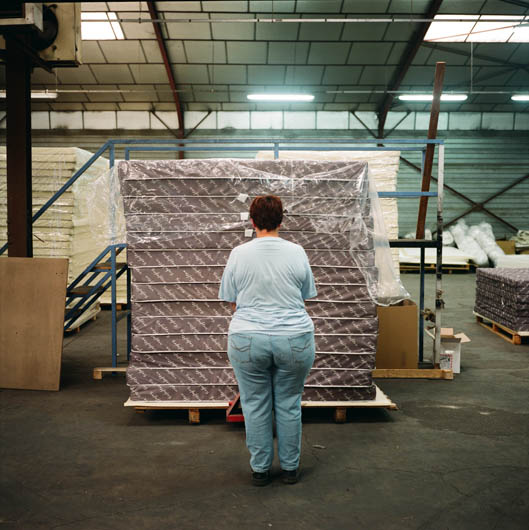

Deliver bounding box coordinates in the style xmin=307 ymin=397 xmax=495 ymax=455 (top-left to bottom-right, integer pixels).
xmin=0 ymin=257 xmax=68 ymax=391
xmin=373 ymin=368 xmax=453 ymax=380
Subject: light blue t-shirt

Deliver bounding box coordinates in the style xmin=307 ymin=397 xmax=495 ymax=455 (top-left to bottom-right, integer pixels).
xmin=218 ymin=237 xmax=317 ymax=334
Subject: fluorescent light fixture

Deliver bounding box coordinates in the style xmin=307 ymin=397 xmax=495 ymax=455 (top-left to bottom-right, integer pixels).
xmin=0 ymin=90 xmax=58 ymax=99
xmin=511 ymin=95 xmax=529 ymax=101
xmin=425 ymin=14 xmax=529 ymax=43
xmin=441 ymin=94 xmax=468 ymax=101
xmin=398 ymin=94 xmax=468 ymax=102
xmin=81 ymin=12 xmax=125 ymax=40
xmin=247 ymin=94 xmax=314 ymax=102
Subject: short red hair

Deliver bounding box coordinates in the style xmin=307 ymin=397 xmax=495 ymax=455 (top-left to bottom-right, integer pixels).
xmin=249 ymin=195 xmax=283 ymax=231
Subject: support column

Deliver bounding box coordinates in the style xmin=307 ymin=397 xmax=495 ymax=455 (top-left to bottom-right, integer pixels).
xmin=6 ymin=36 xmax=33 ymax=257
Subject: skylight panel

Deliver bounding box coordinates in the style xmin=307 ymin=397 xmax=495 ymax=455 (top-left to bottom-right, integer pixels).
xmin=467 ymin=15 xmax=522 ymax=43
xmin=108 ymin=12 xmax=125 ymax=39
xmin=425 ymin=14 xmax=529 ymax=43
xmin=424 ymin=15 xmax=477 ymax=43
xmin=81 ymin=12 xmax=125 ymax=40
xmin=510 ymin=18 xmax=529 ymax=42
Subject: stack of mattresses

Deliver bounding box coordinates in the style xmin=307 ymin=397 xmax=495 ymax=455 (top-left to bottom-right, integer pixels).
xmin=120 ymin=159 xmax=378 ymax=402
xmin=475 ymin=268 xmax=529 ymax=331
xmin=0 ymin=147 xmax=114 ymax=326
xmin=256 ymin=150 xmax=401 ymax=275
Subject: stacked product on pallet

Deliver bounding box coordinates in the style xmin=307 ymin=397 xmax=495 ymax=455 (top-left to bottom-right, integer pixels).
xmin=120 ymin=159 xmax=385 ymax=403
xmin=475 ymin=268 xmax=529 ymax=332
xmin=0 ymin=147 xmax=112 ymax=327
xmin=256 ymin=150 xmax=401 ymax=274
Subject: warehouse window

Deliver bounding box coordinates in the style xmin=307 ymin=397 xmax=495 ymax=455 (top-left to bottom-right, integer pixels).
xmin=425 ymin=14 xmax=529 ymax=42
xmin=81 ymin=12 xmax=125 ymax=40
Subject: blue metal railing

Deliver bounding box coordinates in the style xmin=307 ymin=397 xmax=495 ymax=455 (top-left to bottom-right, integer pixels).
xmin=1 ymin=137 xmax=445 ymax=366
xmin=1 ymin=137 xmax=444 ymax=258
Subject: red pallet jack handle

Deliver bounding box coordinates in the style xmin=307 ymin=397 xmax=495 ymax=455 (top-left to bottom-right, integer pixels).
xmin=226 ymin=392 xmax=245 ymax=423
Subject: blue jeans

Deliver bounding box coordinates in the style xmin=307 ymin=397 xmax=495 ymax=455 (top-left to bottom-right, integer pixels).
xmin=227 ymin=331 xmax=315 ymax=473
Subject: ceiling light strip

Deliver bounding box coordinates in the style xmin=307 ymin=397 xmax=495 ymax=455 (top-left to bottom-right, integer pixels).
xmin=399 ymin=94 xmax=468 ymax=101
xmin=0 ymin=90 xmax=58 ymax=99
xmin=247 ymin=94 xmax=314 ymax=101
xmin=106 ymin=17 xmax=527 ymax=24
xmin=16 ymin=89 xmax=526 ymax=98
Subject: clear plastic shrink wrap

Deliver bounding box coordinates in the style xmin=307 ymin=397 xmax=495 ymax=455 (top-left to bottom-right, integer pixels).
xmin=255 ymin=150 xmax=402 ymax=276
xmin=86 ymin=165 xmax=127 ymax=246
xmin=450 ymin=220 xmax=489 ymax=266
xmin=114 ymin=158 xmax=408 ymax=403
xmin=92 ymin=160 xmax=408 ymax=305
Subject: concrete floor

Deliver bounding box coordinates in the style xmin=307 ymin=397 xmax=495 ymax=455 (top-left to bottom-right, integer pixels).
xmin=1 ymin=274 xmax=528 ymax=529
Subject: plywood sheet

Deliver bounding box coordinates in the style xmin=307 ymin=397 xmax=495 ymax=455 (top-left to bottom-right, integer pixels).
xmin=0 ymin=257 xmax=68 ymax=391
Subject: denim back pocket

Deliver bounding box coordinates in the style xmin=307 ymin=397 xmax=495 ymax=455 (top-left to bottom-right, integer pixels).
xmin=287 ymin=333 xmax=314 ymax=364
xmin=228 ymin=334 xmax=253 ymax=363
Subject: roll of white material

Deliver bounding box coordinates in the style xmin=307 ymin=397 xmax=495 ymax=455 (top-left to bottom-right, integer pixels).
xmin=450 ymin=220 xmax=489 ymax=266
xmin=468 ymin=224 xmax=505 ymax=266
xmin=442 ymin=230 xmax=454 ymax=246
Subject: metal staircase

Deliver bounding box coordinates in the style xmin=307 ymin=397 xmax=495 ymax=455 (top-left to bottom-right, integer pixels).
xmin=65 ymin=243 xmax=130 ymax=367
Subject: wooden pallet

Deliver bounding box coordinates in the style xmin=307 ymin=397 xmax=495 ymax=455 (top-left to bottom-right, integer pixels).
xmin=373 ymin=368 xmax=453 ymax=380
xmin=474 ymin=312 xmax=529 ymax=345
xmin=124 ymin=385 xmax=397 ymax=424
xmin=93 ymin=366 xmax=127 ymax=380
xmin=400 ymin=262 xmax=474 ymax=274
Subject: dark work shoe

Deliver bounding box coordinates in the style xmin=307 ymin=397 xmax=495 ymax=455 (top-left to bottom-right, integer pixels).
xmin=252 ymin=470 xmax=271 ymax=487
xmin=281 ymin=468 xmax=300 ymax=485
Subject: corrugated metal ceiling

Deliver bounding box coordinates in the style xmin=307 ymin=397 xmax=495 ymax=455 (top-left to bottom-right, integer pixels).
xmin=1 ymin=1 xmax=529 ymax=114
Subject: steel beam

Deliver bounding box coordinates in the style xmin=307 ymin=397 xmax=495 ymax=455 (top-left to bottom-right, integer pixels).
xmin=6 ymin=35 xmax=32 ymax=257
xmin=401 ymin=156 xmax=526 ymax=234
xmin=185 ymin=110 xmax=212 ymax=138
xmin=150 ymin=108 xmax=181 ymax=139
xmin=421 ymin=42 xmax=529 ymax=73
xmin=376 ymin=0 xmax=443 ymax=137
xmin=147 ymin=1 xmax=185 ymax=159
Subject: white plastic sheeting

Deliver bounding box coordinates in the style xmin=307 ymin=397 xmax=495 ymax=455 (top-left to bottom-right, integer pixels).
xmin=449 ymin=220 xmax=489 ymax=266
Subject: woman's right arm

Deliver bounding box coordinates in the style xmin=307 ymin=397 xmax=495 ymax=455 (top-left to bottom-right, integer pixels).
xmin=300 ymin=249 xmax=317 ymax=300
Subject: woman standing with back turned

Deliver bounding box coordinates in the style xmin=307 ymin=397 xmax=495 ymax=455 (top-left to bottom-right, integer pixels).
xmin=219 ymin=195 xmax=317 ymax=486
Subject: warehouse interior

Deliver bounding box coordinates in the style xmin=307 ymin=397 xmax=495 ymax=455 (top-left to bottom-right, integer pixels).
xmin=0 ymin=1 xmax=528 ymax=528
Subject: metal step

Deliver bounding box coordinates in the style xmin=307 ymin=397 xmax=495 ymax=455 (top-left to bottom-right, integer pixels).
xmin=65 ymin=308 xmax=83 ymax=320
xmin=94 ymin=261 xmax=127 ymax=271
xmin=68 ymin=285 xmax=106 ymax=296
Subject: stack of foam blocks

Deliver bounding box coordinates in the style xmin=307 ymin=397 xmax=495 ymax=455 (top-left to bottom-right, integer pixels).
xmin=475 ymin=268 xmax=529 ymax=332
xmin=0 ymin=147 xmax=113 ymax=327
xmin=120 ymin=159 xmax=378 ymax=403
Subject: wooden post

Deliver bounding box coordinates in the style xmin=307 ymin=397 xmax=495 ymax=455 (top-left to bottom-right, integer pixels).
xmin=188 ymin=409 xmax=200 ymax=424
xmin=416 ymin=62 xmax=446 ymax=239
xmin=333 ymin=408 xmax=347 ymax=423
